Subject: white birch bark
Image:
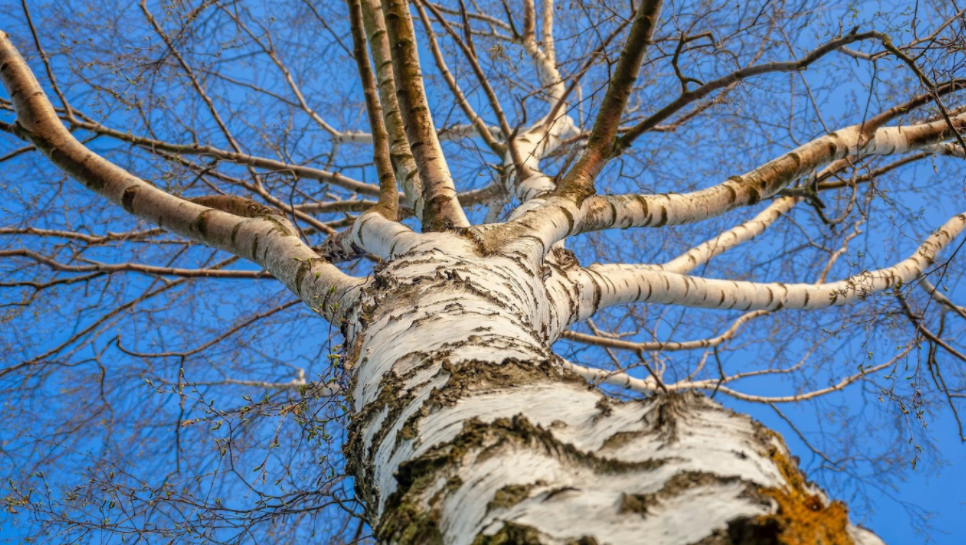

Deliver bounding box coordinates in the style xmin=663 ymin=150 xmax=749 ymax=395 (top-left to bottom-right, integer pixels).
xmin=570 ymin=212 xmax=966 ymax=320
xmin=497 ymin=114 xmax=966 ymax=255
xmin=0 ymin=32 xmax=362 ymax=320
xmin=343 ymin=235 xmax=885 ymax=545
xmin=1 ymin=12 xmax=910 ymax=543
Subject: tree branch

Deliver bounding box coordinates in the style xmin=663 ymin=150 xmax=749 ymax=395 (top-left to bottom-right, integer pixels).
xmin=572 ymin=211 xmax=966 ymax=319
xmin=0 ymin=32 xmax=362 ymax=319
xmin=414 ymin=0 xmax=508 ymax=156
xmin=0 ymin=249 xmax=274 ymax=279
xmin=555 ymin=0 xmax=664 ymax=199
xmin=380 ymin=0 xmax=469 ymax=230
xmin=660 ymin=197 xmax=798 ymax=274
xmin=574 ymin=112 xmax=966 ymax=235
xmin=563 ymin=310 xmax=767 ymax=352
xmin=619 ymin=31 xmax=886 ymax=147
xmin=348 ymin=0 xmax=398 ymax=219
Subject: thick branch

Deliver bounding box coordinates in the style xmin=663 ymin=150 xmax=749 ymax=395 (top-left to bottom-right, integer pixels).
xmin=349 ymin=0 xmax=398 ymax=219
xmin=380 ymin=0 xmax=469 ymax=230
xmin=573 ymin=212 xmax=966 ymax=320
xmin=0 ymin=32 xmax=362 ymax=319
xmin=585 ymin=114 xmax=966 ymax=232
xmin=555 ymin=0 xmax=664 ymax=199
xmin=361 ymin=0 xmax=427 ymax=218
xmin=498 ymin=111 xmax=966 ymax=259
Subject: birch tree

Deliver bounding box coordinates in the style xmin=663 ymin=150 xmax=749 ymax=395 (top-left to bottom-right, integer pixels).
xmin=2 ymin=0 xmax=965 ymax=543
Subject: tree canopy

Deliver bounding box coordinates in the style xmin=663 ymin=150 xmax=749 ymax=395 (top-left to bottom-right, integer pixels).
xmin=2 ymin=0 xmax=966 ymax=543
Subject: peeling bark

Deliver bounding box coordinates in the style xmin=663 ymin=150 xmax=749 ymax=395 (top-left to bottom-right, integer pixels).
xmin=341 ymin=240 xmax=884 ymax=544
xmin=4 ymin=8 xmax=928 ymax=541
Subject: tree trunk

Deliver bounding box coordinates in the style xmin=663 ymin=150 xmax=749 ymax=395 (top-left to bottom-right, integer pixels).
xmin=3 ymin=11 xmax=924 ymax=541
xmin=343 ymin=239 xmax=885 ymax=545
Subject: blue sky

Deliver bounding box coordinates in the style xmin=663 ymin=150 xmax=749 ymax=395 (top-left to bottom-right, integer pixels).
xmin=2 ymin=0 xmax=966 ymax=543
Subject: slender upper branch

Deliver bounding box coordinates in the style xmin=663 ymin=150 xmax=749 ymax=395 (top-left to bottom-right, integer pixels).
xmin=660 ymin=197 xmax=798 ymax=274
xmin=414 ymin=0 xmax=508 ymax=156
xmin=920 ymin=277 xmax=966 ymax=321
xmin=579 ymin=196 xmax=800 ymax=276
xmin=221 ymin=5 xmax=370 ymax=144
xmin=1 ymin=249 xmax=274 ymax=279
xmin=619 ymin=32 xmax=886 ymax=147
xmin=139 ymin=0 xmax=244 ymax=154
xmin=564 ymin=310 xmax=767 ymax=353
xmin=60 ymin=114 xmax=383 ymax=196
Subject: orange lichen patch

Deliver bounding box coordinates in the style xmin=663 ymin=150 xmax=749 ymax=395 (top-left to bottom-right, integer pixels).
xmin=756 ymin=444 xmax=853 ymax=545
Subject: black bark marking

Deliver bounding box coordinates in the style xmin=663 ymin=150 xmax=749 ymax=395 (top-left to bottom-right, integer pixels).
xmin=826 ymin=132 xmax=841 ymax=158
xmin=262 ymin=215 xmax=294 ymax=236
xmin=121 ymin=186 xmax=139 ymax=213
xmin=357 ymin=215 xmax=371 ymax=248
xmin=560 ymin=205 xmax=576 ymax=234
xmin=633 ymin=194 xmax=650 ymax=220
xmin=619 ymin=471 xmax=753 ymax=518
xmin=748 ymin=187 xmax=762 ymax=205
xmin=295 ymin=259 xmax=313 ymax=296
xmin=194 ymin=209 xmax=213 ymax=238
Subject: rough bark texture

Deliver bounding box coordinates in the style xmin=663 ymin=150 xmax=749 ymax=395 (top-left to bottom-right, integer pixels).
xmin=9 ymin=4 xmax=959 ymax=541
xmin=340 ymin=237 xmax=885 ymax=544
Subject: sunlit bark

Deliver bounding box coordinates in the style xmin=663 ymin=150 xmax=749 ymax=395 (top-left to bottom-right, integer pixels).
xmin=8 ymin=1 xmax=966 ymax=542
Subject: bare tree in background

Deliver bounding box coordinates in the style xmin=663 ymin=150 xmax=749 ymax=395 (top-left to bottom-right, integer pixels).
xmin=2 ymin=0 xmax=966 ymax=543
